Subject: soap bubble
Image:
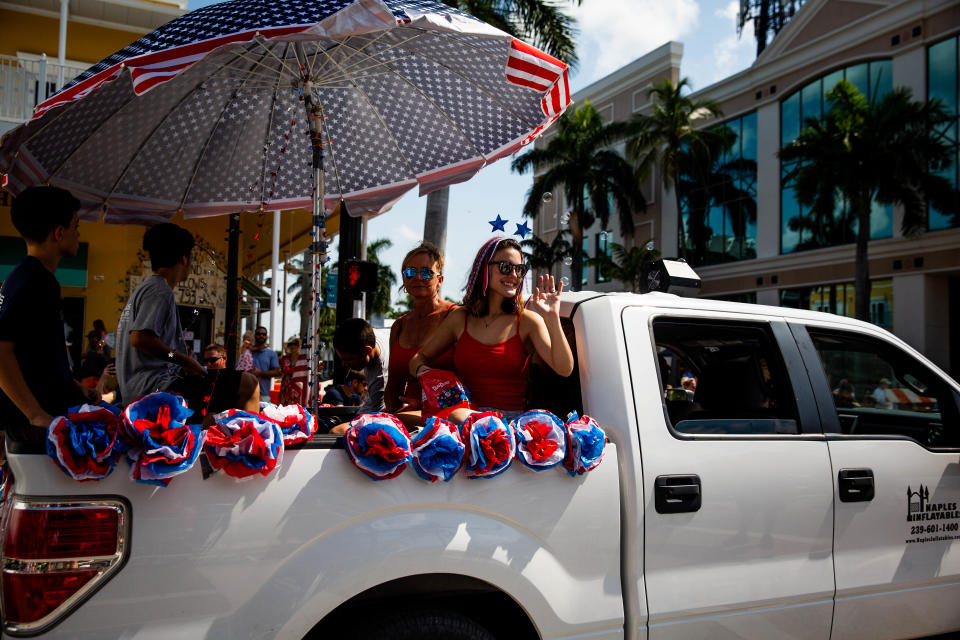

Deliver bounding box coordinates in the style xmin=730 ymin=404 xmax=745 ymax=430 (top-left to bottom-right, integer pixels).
xmin=541 ymin=192 xmax=553 ymax=204
xmin=600 ymin=230 xmax=608 ymax=240
xmin=563 ymin=256 xmax=573 ymax=267
xmin=644 ymin=240 xmax=655 ymax=251
xmin=560 ymin=213 xmax=569 ymax=225
xmin=560 ymin=276 xmax=570 ymax=287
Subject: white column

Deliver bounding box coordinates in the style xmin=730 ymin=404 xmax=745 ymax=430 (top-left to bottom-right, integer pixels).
xmin=57 ymin=0 xmax=68 ymax=87
xmin=355 ymin=216 xmax=367 ymax=320
xmin=270 ymin=211 xmax=280 ymax=350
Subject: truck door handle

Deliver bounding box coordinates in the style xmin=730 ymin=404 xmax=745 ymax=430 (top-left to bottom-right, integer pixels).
xmin=655 ymin=475 xmax=701 ymax=513
xmin=838 ymin=468 xmax=874 ymax=502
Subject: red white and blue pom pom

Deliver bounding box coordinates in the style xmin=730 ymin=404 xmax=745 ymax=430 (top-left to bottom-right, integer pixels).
xmin=563 ymin=412 xmax=606 ymax=476
xmin=461 ymin=411 xmax=515 ymax=479
xmin=344 ymin=413 xmax=411 ymax=481
xmin=260 ymin=403 xmax=315 ymax=446
xmin=47 ymin=403 xmax=123 ymax=481
xmin=121 ymin=392 xmax=203 ymax=487
xmin=513 ymin=410 xmax=566 ymax=471
xmin=204 ymin=409 xmax=284 ymax=479
xmin=410 ymin=417 xmax=464 ymax=482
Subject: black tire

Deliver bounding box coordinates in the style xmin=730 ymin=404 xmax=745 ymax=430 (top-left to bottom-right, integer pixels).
xmin=353 ymin=607 xmax=496 ymax=640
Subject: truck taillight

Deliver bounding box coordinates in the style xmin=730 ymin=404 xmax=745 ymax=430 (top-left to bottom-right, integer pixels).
xmin=1 ymin=497 xmax=130 ymax=636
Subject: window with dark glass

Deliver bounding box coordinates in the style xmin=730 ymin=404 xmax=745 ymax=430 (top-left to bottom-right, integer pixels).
xmin=595 ymin=233 xmax=611 ymax=283
xmin=780 ymin=279 xmax=892 ymax=328
xmin=780 ymin=60 xmax=893 ymax=253
xmin=808 ymin=329 xmax=960 ymax=448
xmin=928 ymin=35 xmax=960 ymax=231
xmin=653 ymin=319 xmax=801 ymax=435
xmin=581 ymin=236 xmax=589 ymax=286
xmin=679 ymin=112 xmax=758 ymax=266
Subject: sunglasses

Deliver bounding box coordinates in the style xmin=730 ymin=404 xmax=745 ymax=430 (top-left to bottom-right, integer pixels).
xmin=402 ymin=267 xmax=437 ymax=280
xmin=488 ymin=261 xmax=529 ymax=277
xmin=255 ymin=331 xmax=267 ymax=336
xmin=202 ymin=355 xmax=224 ymax=364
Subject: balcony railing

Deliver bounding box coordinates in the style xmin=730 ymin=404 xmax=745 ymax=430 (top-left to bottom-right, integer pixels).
xmin=0 ymin=54 xmax=88 ymax=124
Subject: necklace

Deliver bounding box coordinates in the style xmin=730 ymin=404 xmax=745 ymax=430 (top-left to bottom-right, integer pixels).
xmin=482 ymin=313 xmax=503 ymax=329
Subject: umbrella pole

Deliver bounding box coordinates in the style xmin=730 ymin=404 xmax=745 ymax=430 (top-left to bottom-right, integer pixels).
xmin=303 ymin=89 xmax=326 ymax=417
xmin=225 ymin=212 xmax=241 ymax=370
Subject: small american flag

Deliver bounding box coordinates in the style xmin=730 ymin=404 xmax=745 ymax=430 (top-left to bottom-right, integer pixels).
xmin=505 ymin=39 xmax=571 ymax=119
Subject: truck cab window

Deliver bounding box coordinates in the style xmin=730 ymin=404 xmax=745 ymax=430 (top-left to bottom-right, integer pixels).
xmin=808 ymin=329 xmax=960 ymax=448
xmin=653 ymin=319 xmax=801 ymax=435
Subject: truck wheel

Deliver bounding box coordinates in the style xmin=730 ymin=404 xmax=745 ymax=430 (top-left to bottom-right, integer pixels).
xmin=356 ymin=607 xmax=496 ymax=640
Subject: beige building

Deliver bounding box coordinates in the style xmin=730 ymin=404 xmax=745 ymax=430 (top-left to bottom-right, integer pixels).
xmin=533 ymin=0 xmax=960 ymax=375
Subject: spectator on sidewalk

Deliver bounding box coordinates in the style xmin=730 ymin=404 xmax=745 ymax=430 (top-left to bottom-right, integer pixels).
xmin=249 ymin=326 xmax=281 ymax=403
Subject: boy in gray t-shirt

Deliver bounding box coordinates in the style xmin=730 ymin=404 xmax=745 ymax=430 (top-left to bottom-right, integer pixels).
xmin=115 ymin=224 xmax=205 ymax=404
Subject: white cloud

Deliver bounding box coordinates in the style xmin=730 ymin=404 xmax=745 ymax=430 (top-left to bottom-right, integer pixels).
xmin=567 ymin=0 xmax=700 ymax=88
xmin=394 ymin=223 xmax=420 ymax=244
xmin=709 ymin=1 xmax=756 ymax=84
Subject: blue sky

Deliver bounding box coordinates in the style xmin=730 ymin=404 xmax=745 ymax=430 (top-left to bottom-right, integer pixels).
xmin=187 ymin=0 xmax=756 ymax=332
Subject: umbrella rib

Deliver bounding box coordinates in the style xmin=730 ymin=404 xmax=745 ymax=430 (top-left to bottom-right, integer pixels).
xmin=337 ymin=31 xmax=540 ymax=142
xmin=314 ymin=89 xmax=345 ymax=202
xmin=38 ymin=82 xmax=138 ymax=191
xmin=313 ymin=53 xmax=420 ymax=86
xmin=312 ymin=46 xmax=419 ymax=186
xmin=179 ymin=42 xmax=278 ymax=213
xmin=332 ymin=39 xmax=485 ymax=161
xmin=310 ymin=31 xmax=423 ymax=85
xmin=7 ymin=62 xmax=147 ymax=175
xmin=247 ymin=36 xmax=302 ymax=81
xmin=413 ymin=28 xmax=543 ymax=128
xmin=98 ymin=71 xmax=211 ymax=211
xmin=258 ymin=42 xmax=289 ymax=208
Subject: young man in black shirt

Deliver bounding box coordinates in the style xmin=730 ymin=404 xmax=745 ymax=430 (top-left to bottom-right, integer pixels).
xmin=0 ymin=186 xmax=98 ymax=442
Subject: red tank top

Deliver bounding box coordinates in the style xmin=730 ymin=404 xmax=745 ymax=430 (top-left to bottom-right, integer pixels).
xmin=454 ymin=314 xmax=529 ymax=411
xmin=387 ymin=306 xmax=457 ymax=386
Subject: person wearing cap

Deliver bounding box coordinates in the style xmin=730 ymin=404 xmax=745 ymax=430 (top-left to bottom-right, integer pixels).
xmin=872 ymin=377 xmax=893 ymax=410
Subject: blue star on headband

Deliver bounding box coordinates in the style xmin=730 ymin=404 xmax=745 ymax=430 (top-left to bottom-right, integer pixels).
xmin=514 ymin=221 xmax=531 ymax=239
xmin=489 ymin=214 xmax=508 ymax=233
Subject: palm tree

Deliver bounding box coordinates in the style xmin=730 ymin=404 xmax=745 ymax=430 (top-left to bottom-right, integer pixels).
xmin=364 ymin=238 xmax=397 ymax=319
xmin=521 ymin=230 xmax=572 ymax=279
xmin=626 ymin=77 xmax=724 ymax=262
xmin=424 ymin=0 xmax=583 ymax=255
xmin=511 ymin=101 xmax=646 ymax=291
xmin=737 ymin=0 xmax=806 ymax=57
xmin=587 ymin=240 xmax=660 ymax=293
xmin=676 ymin=124 xmax=758 ymax=265
xmin=779 ymin=79 xmax=958 ymax=321
xmin=286 ymin=257 xmax=335 ymax=342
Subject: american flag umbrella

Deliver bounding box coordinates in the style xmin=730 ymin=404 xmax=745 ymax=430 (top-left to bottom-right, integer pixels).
xmin=0 ymin=0 xmax=571 ymax=411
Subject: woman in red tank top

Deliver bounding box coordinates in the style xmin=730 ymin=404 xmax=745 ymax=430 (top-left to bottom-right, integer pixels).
xmin=409 ymin=237 xmax=574 ymax=424
xmin=385 ymin=242 xmax=457 ymax=429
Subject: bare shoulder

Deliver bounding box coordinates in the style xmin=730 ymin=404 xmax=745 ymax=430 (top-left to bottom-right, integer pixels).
xmin=389 ymin=317 xmax=403 ymax=342
xmin=519 ymin=310 xmax=546 ymax=335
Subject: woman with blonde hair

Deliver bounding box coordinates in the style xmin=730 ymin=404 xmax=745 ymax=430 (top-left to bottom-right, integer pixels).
xmin=235 ymin=330 xmax=254 ymax=372
xmin=409 ymin=236 xmax=572 ymax=424
xmin=385 ymin=241 xmax=457 ymax=427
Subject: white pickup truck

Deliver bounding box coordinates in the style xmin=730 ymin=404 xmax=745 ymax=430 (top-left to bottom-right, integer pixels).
xmin=3 ymin=291 xmax=960 ymax=640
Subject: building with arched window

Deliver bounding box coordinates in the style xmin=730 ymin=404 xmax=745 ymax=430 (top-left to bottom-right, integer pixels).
xmin=532 ymin=0 xmax=960 ymax=375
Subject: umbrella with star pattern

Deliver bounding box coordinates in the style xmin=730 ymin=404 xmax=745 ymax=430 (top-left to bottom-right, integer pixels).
xmin=0 ymin=0 xmax=571 ymax=223
xmin=0 ymin=0 xmax=572 ymax=413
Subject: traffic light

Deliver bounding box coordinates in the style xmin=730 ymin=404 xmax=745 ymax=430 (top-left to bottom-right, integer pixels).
xmin=340 ymin=260 xmax=378 ymax=295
